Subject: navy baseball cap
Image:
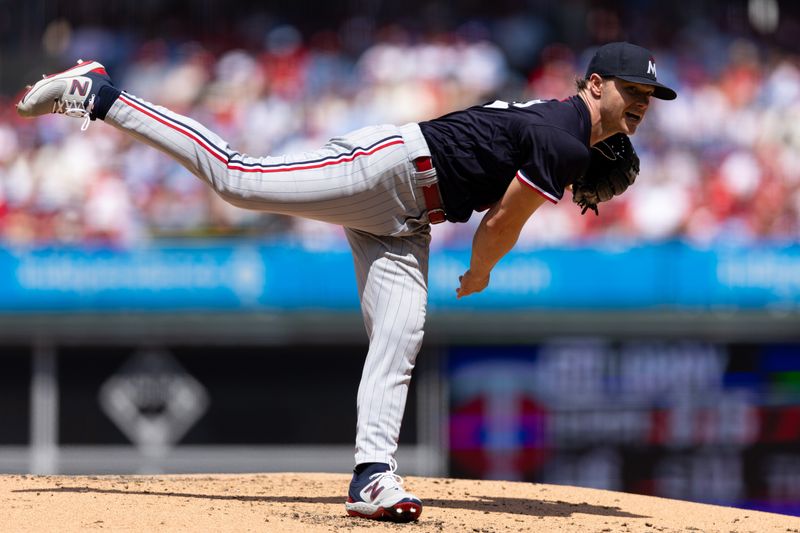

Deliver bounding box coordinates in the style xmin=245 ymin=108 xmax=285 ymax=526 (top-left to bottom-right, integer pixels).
xmin=585 ymin=42 xmax=677 ymax=100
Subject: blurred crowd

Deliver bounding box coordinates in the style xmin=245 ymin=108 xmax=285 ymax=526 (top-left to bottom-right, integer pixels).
xmin=2 ymin=20 xmax=800 ymax=249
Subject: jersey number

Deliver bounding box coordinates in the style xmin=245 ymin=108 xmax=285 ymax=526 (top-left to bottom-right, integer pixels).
xmin=483 ymin=99 xmax=544 ymax=109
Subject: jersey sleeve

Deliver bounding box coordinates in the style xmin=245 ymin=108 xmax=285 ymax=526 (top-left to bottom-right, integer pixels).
xmin=515 ymin=127 xmax=590 ymax=204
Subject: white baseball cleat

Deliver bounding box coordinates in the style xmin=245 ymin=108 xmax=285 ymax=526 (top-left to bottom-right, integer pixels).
xmin=17 ymin=59 xmax=112 ymax=130
xmin=345 ymin=459 xmax=422 ymax=522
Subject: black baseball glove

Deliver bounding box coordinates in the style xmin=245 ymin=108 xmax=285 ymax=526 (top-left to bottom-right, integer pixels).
xmin=572 ymin=133 xmax=640 ymax=215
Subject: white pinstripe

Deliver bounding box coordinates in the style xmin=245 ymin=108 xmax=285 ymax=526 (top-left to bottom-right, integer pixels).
xmin=107 ymin=93 xmax=426 ymax=236
xmin=346 ymin=228 xmax=429 ymax=464
xmin=104 ymin=92 xmax=434 ymax=467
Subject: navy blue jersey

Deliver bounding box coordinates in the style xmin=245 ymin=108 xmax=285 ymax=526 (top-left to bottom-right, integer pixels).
xmin=419 ymin=95 xmax=592 ymax=222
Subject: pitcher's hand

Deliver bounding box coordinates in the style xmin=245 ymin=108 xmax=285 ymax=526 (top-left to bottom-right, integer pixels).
xmin=456 ymin=269 xmax=489 ymax=299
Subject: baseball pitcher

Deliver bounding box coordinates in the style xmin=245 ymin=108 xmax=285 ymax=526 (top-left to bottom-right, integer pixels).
xmin=17 ymin=41 xmax=675 ymax=522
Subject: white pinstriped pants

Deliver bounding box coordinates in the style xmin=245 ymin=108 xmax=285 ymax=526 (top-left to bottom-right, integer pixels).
xmin=105 ymin=92 xmax=433 ymax=466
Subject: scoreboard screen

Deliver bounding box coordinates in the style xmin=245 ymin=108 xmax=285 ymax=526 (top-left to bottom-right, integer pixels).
xmin=448 ymin=340 xmax=800 ymax=516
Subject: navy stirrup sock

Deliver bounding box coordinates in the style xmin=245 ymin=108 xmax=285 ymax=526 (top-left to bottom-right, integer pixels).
xmin=92 ymin=85 xmax=122 ymax=120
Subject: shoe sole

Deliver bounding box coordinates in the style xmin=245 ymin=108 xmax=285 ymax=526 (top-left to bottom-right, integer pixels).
xmin=18 ymin=60 xmax=106 ymax=114
xmin=345 ymin=500 xmax=422 ymax=522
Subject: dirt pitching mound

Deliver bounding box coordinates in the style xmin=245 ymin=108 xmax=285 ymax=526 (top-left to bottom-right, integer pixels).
xmin=1 ymin=473 xmax=796 ymax=532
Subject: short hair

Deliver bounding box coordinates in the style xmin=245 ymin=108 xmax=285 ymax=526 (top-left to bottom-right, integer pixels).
xmin=576 ymin=75 xmax=612 ymax=91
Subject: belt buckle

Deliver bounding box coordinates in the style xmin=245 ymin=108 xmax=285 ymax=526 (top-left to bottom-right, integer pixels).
xmin=427 ymin=208 xmax=446 ymax=224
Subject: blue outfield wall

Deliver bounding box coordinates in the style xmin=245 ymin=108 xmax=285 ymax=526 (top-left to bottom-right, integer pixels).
xmin=1 ymin=241 xmax=799 ymax=312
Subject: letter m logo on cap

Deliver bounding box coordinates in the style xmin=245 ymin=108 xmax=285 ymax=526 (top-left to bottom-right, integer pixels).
xmin=69 ymin=79 xmax=90 ymax=97
xmin=647 ymin=59 xmax=657 ymax=77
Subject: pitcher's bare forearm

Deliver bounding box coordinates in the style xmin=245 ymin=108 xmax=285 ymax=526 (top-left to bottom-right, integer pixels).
xmin=457 ymin=179 xmax=548 ymax=298
xmin=455 ymin=205 xmax=515 ymax=298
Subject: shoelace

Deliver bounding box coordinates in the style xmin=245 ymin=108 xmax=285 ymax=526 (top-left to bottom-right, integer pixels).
xmin=52 ymin=93 xmax=95 ymax=131
xmin=367 ymin=458 xmax=404 ymax=489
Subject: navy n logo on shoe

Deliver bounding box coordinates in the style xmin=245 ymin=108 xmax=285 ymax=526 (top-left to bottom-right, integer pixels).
xmin=364 ymin=480 xmax=385 ymax=500
xmin=70 ymin=79 xmax=90 ymax=96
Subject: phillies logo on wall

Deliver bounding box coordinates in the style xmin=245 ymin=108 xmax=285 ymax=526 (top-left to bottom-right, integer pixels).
xmin=70 ymin=78 xmax=90 ymax=96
